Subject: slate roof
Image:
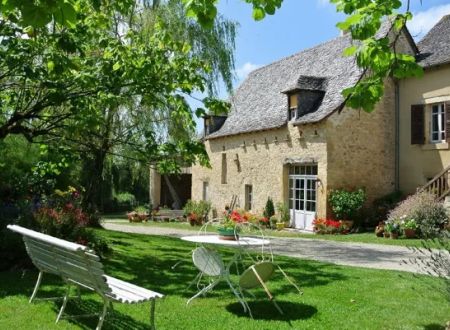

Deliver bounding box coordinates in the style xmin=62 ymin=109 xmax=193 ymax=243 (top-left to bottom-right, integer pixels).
xmin=207 ymin=23 xmax=393 ymax=139
xmin=417 ymin=15 xmax=450 ymax=68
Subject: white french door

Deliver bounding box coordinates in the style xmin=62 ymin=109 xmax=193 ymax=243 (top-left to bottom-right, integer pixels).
xmin=289 ymin=165 xmax=317 ymax=231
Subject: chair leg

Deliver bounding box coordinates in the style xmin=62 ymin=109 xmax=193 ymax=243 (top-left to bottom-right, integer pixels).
xmin=237 ymin=287 xmax=253 ymax=319
xmin=29 ymin=271 xmax=43 ymax=303
xmin=226 ymin=279 xmax=247 ymax=312
xmin=150 ymin=299 xmax=156 ymax=330
xmin=56 ymin=285 xmax=71 ymax=323
xmin=96 ymin=299 xmax=110 ymax=330
xmin=272 ymin=299 xmax=284 ymax=315
xmin=187 ymin=278 xmax=220 ymax=305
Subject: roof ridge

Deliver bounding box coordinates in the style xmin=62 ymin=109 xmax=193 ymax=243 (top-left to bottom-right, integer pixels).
xmin=248 ymin=33 xmax=351 ymax=77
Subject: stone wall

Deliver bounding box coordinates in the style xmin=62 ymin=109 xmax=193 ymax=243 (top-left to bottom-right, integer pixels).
xmin=326 ymin=79 xmax=397 ymax=205
xmin=191 ymin=122 xmax=329 ymax=218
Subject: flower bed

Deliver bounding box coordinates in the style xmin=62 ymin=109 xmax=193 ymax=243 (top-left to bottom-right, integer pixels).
xmin=313 ymin=218 xmax=350 ymax=234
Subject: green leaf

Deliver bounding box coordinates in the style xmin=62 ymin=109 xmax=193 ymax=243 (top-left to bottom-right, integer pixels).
xmin=252 ymin=8 xmax=266 ymax=21
xmin=47 ymin=60 xmax=55 ymax=72
xmin=112 ymin=62 xmax=121 ymax=71
xmin=343 ymin=45 xmax=358 ymax=57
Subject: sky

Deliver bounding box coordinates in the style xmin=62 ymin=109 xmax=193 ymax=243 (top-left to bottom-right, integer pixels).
xmin=217 ymin=0 xmax=450 ymax=88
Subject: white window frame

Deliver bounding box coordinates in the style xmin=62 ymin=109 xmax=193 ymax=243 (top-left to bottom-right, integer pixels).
xmin=430 ymin=103 xmax=446 ymax=143
xmin=289 ymin=107 xmax=297 ymax=121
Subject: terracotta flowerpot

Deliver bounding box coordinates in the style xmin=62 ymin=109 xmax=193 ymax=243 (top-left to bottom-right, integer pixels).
xmin=404 ymin=228 xmax=416 ymax=239
xmin=383 ymin=232 xmax=390 ymax=238
xmin=189 ymin=218 xmax=196 ymax=226
xmin=390 ymin=232 xmax=399 ymax=239
xmin=340 ymin=220 xmax=354 ymax=229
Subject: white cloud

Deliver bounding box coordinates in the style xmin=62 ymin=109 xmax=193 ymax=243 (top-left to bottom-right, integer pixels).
xmin=408 ymin=4 xmax=450 ymax=40
xmin=236 ymin=62 xmax=261 ymax=80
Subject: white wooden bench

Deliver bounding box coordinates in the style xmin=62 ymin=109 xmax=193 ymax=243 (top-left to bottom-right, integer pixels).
xmin=7 ymin=225 xmax=163 ymax=330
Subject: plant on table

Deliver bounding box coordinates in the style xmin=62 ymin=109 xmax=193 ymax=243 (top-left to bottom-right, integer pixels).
xmin=217 ymin=210 xmax=248 ymax=240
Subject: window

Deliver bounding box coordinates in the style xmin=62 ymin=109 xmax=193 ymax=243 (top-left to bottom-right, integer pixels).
xmin=245 ymin=185 xmax=252 ymax=210
xmin=431 ymin=103 xmax=446 ymax=143
xmin=221 ymin=153 xmax=227 ymax=184
xmin=202 ymin=181 xmax=209 ymax=201
xmin=289 ymin=94 xmax=298 ymax=121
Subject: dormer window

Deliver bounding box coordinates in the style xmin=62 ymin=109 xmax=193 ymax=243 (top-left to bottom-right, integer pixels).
xmin=289 ymin=94 xmax=298 ymax=121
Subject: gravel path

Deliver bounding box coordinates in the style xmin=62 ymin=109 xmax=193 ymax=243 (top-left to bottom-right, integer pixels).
xmin=102 ymin=221 xmax=442 ymax=275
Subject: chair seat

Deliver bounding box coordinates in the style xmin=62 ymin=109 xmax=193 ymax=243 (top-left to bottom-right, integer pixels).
xmin=104 ymin=275 xmax=163 ymax=304
xmin=239 ymin=262 xmax=275 ymax=290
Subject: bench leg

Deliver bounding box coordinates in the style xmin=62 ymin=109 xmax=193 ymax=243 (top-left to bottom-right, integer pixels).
xmin=150 ymin=299 xmax=156 ymax=330
xmin=96 ymin=299 xmax=110 ymax=330
xmin=29 ymin=271 xmax=43 ymax=303
xmin=56 ymin=285 xmax=71 ymax=323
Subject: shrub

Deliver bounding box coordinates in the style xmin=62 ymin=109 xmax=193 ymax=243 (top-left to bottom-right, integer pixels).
xmin=263 ymin=197 xmax=275 ymax=219
xmin=388 ymin=191 xmax=448 ymax=238
xmin=34 ymin=187 xmax=109 ymax=257
xmin=114 ymin=192 xmax=136 ymax=211
xmin=373 ymin=190 xmax=404 ymax=221
xmin=329 ymin=188 xmax=366 ymax=221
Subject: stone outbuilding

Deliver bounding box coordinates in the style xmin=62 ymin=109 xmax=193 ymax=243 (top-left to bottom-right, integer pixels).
xmin=191 ymin=16 xmax=450 ymax=230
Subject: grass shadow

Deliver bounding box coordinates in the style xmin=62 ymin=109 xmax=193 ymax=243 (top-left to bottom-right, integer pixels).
xmin=226 ymin=300 xmax=317 ymax=321
xmin=59 ymin=298 xmax=150 ymax=330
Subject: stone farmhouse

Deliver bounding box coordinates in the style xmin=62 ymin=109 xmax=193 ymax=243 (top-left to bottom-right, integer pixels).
xmin=190 ymin=15 xmax=450 ymax=231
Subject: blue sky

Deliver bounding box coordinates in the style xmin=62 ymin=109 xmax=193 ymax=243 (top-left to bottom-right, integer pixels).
xmin=217 ymin=0 xmax=450 ymax=87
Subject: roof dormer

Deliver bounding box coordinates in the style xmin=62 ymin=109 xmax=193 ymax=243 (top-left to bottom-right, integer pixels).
xmin=283 ymin=75 xmax=327 ymax=121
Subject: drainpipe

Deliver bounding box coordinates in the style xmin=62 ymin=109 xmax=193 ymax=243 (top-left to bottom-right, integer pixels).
xmin=395 ymin=80 xmax=400 ymax=191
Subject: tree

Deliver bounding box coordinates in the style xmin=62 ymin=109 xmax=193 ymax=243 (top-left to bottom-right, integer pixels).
xmin=1 ymin=1 xmax=234 ymax=211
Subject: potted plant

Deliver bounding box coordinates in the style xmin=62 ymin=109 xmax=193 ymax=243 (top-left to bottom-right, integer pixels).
xmin=329 ymin=188 xmax=366 ymax=228
xmin=385 ymin=221 xmax=400 ymax=239
xmin=276 ymin=202 xmax=290 ymax=229
xmin=183 ymin=200 xmax=211 ymax=226
xmin=217 ymin=210 xmax=246 ymax=240
xmin=402 ymin=218 xmax=418 ymax=238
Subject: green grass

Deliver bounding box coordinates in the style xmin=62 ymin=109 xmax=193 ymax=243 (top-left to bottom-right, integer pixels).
xmin=103 ymin=214 xmax=436 ymax=249
xmin=1 ymin=229 xmax=448 ymax=329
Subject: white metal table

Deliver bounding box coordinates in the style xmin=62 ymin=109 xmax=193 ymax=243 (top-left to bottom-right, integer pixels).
xmin=180 ymin=235 xmax=270 ymax=307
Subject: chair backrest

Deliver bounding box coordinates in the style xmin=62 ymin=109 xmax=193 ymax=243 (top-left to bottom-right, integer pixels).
xmin=8 ymin=225 xmax=110 ymax=294
xmin=239 ymin=262 xmax=276 ymax=290
xmin=192 ymin=247 xmax=224 ymax=277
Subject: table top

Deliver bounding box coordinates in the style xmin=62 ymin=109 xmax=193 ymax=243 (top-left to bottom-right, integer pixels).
xmin=180 ymin=235 xmax=270 ymax=246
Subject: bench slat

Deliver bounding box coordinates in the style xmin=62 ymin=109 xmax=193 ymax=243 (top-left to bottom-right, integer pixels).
xmin=8 ymin=225 xmax=91 ymax=252
xmin=25 ymin=240 xmax=104 ymax=270
xmin=24 ymin=237 xmax=100 ymax=262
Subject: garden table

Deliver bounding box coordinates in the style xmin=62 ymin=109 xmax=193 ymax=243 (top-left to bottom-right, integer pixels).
xmin=180 ymin=235 xmax=270 ymax=306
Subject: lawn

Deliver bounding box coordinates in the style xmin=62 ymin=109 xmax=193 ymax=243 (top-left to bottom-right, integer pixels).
xmin=0 ymin=229 xmax=448 ymax=329
xmin=103 ymin=214 xmax=437 ymax=249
